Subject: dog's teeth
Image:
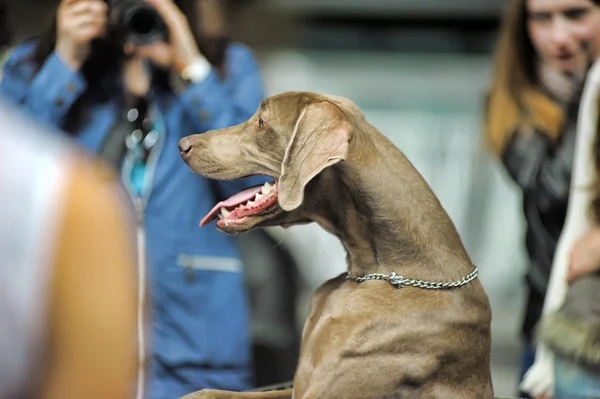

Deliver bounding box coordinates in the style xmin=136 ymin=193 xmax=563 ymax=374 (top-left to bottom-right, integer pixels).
xmin=220 ymin=208 xmax=231 ymax=217
xmin=247 ymin=200 xmax=255 ymax=207
xmin=262 ymin=182 xmax=273 ymax=194
xmin=255 ymin=193 xmax=263 ymax=200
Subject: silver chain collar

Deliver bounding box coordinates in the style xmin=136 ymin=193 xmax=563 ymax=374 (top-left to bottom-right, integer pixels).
xmin=346 ymin=267 xmax=479 ymax=290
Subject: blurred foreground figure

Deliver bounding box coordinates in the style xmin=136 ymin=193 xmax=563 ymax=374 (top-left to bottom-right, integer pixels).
xmin=0 ymin=1 xmax=267 ymax=393
xmin=0 ymin=101 xmax=138 ymax=399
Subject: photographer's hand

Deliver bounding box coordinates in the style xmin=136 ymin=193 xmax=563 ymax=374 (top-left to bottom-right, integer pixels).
xmin=568 ymin=226 xmax=600 ymax=284
xmin=56 ymin=0 xmax=107 ymax=70
xmin=143 ymin=0 xmax=204 ymax=73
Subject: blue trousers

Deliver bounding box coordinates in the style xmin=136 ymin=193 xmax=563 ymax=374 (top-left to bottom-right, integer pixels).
xmin=554 ymin=355 xmax=600 ymax=399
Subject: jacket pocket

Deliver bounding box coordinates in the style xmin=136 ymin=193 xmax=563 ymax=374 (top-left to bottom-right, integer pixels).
xmin=154 ymin=250 xmax=251 ymax=371
xmin=177 ymin=254 xmax=243 ymax=276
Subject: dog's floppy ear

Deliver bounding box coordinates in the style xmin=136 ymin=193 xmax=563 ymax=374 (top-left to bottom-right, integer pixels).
xmin=278 ymin=101 xmax=352 ymax=211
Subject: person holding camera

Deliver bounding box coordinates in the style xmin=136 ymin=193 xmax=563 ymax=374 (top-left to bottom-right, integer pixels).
xmin=0 ymin=0 xmax=267 ymax=398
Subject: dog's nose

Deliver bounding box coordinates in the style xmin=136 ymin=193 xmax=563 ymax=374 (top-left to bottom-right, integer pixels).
xmin=179 ymin=137 xmax=193 ymax=155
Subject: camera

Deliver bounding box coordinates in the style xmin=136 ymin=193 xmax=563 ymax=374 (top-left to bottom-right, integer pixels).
xmin=108 ymin=0 xmax=168 ymax=46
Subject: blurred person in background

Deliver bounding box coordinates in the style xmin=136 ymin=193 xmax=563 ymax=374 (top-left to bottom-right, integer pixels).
xmin=0 ymin=99 xmax=138 ymax=399
xmin=484 ymin=0 xmax=600 ymax=397
xmin=521 ymin=56 xmax=600 ymax=399
xmin=0 ymin=0 xmax=267 ymax=397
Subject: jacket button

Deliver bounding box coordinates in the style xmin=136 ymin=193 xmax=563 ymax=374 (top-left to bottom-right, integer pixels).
xmin=54 ymin=97 xmax=65 ymax=107
xmin=66 ymin=82 xmax=77 ymax=93
xmin=198 ymin=110 xmax=209 ymax=121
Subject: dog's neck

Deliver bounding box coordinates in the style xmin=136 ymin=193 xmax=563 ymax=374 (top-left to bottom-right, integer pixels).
xmin=307 ymin=125 xmax=472 ymax=280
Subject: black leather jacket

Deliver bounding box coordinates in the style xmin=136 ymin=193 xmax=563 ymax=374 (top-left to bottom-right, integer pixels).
xmin=501 ymin=116 xmax=576 ymax=341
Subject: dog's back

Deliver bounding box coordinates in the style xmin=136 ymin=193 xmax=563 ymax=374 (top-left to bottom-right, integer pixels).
xmin=292 ymin=271 xmax=492 ymax=399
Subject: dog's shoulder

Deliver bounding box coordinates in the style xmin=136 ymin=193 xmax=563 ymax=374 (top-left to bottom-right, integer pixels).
xmin=315 ymin=273 xmax=347 ymax=294
xmin=308 ymin=273 xmax=347 ymax=309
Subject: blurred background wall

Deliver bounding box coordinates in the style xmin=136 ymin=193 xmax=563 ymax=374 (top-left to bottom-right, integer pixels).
xmin=0 ymin=0 xmax=529 ymax=395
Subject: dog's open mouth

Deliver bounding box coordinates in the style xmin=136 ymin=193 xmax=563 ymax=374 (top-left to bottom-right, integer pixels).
xmin=200 ymin=180 xmax=279 ymax=228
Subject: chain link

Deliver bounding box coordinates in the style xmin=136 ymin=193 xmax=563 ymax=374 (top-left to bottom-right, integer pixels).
xmin=346 ymin=267 xmax=479 ymax=290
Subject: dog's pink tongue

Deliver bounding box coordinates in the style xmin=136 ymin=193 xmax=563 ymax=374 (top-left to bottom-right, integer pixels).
xmin=200 ymin=184 xmax=264 ymax=227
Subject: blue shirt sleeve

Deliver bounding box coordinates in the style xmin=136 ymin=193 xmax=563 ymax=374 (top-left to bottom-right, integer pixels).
xmin=0 ymin=41 xmax=87 ymax=129
xmin=178 ymin=43 xmax=264 ymax=131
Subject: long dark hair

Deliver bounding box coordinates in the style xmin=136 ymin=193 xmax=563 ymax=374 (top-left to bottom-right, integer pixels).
xmin=25 ymin=0 xmax=231 ymax=132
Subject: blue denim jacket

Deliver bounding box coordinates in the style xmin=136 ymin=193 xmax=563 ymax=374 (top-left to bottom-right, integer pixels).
xmin=1 ymin=40 xmax=267 ymax=398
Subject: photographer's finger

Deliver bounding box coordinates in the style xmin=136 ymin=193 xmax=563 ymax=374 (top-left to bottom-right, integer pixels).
xmin=144 ymin=0 xmax=181 ymax=27
xmin=72 ymin=12 xmax=106 ymax=26
xmin=58 ymin=0 xmax=79 ymax=15
xmin=67 ymin=0 xmax=107 ymax=17
xmin=60 ymin=0 xmax=85 ymax=7
xmin=79 ymin=23 xmax=106 ymax=41
xmin=72 ymin=15 xmax=106 ymax=36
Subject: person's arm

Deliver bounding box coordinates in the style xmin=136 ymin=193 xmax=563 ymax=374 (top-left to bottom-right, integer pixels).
xmin=40 ymin=158 xmax=138 ymax=399
xmin=0 ymin=42 xmax=87 ymax=129
xmin=179 ymin=44 xmax=264 ymax=132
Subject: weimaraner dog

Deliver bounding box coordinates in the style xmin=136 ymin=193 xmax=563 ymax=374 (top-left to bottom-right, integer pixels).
xmin=178 ymin=92 xmax=493 ymax=399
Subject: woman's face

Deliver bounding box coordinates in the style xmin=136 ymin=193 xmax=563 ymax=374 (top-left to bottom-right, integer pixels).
xmin=527 ymin=0 xmax=600 ymax=73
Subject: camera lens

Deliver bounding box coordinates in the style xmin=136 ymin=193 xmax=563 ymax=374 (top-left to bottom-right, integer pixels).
xmin=113 ymin=0 xmax=167 ymax=46
xmin=126 ymin=7 xmax=158 ymax=36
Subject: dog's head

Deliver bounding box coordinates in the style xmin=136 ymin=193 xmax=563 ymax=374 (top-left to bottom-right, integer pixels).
xmin=179 ymin=91 xmax=355 ymax=234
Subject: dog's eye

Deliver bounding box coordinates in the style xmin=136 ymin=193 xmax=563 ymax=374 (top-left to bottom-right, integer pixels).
xmin=258 ymin=118 xmax=264 ymax=128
